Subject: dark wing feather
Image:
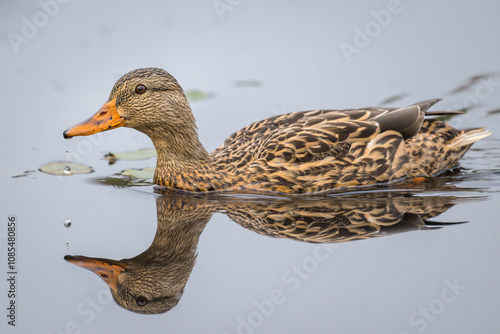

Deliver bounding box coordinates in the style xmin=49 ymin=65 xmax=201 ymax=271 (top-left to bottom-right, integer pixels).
xmin=373 ymin=99 xmax=440 ymax=139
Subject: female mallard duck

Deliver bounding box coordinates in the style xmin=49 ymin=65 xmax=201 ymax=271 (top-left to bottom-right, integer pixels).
xmin=63 ymin=67 xmax=490 ymax=194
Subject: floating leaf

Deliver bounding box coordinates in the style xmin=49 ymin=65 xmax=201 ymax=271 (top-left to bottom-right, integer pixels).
xmin=92 ymin=176 xmax=154 ymax=188
xmin=434 ymin=114 xmax=455 ymax=122
xmin=233 ymin=80 xmax=263 ymax=87
xmin=121 ymin=167 xmax=155 ymax=179
xmin=39 ymin=161 xmax=93 ymax=175
xmin=105 ymin=148 xmax=156 ymax=164
xmin=185 ymin=89 xmax=214 ymax=102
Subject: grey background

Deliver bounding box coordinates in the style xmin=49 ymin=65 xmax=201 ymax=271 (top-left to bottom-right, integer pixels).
xmin=1 ymin=0 xmax=500 ymax=333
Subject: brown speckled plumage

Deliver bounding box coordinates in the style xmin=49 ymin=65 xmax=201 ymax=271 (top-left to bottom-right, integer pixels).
xmin=219 ymin=193 xmax=461 ymax=243
xmin=65 ymin=68 xmax=491 ymax=193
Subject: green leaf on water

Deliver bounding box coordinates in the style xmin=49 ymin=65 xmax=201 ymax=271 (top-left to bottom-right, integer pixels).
xmin=120 ymin=167 xmax=155 ymax=179
xmin=92 ymin=176 xmax=154 ymax=188
xmin=185 ymin=89 xmax=214 ymax=102
xmin=105 ymin=148 xmax=156 ymax=164
xmin=39 ymin=161 xmax=93 ymax=175
xmin=233 ymin=80 xmax=263 ymax=87
xmin=434 ymin=114 xmax=454 ymax=122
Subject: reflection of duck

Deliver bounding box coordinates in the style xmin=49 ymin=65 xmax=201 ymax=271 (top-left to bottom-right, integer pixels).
xmin=63 ymin=68 xmax=490 ymax=194
xmin=220 ymin=193 xmax=463 ymax=243
xmin=65 ymin=191 xmax=472 ymax=314
xmin=66 ymin=195 xmax=213 ymax=314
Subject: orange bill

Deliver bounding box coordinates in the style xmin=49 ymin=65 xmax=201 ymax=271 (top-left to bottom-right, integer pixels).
xmin=63 ymin=99 xmax=124 ymax=138
xmin=64 ymin=255 xmax=126 ymax=292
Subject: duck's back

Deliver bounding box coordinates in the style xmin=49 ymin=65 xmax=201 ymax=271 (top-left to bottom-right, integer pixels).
xmin=210 ymin=100 xmax=490 ymax=193
xmin=212 ymin=107 xmax=384 ymax=167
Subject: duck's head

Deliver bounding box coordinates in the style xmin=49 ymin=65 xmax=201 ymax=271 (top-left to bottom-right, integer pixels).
xmin=63 ymin=67 xmax=196 ymax=141
xmin=64 ymin=254 xmax=186 ymax=314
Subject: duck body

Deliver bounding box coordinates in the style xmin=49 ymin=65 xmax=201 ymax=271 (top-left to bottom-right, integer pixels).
xmin=63 ymin=68 xmax=491 ymax=194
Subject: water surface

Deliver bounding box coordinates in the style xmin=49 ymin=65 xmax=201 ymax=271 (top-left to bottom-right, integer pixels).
xmin=1 ymin=1 xmax=500 ymax=333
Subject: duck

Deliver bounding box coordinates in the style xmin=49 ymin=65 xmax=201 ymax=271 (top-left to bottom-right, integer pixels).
xmin=63 ymin=67 xmax=491 ymax=194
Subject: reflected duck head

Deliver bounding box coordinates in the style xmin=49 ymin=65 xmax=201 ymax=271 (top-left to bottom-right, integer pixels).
xmin=64 ymin=254 xmax=185 ymax=314
xmin=64 ymin=194 xmax=214 ymax=314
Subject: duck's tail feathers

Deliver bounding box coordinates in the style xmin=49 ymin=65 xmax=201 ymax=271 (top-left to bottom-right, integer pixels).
xmin=449 ymin=127 xmax=491 ymax=149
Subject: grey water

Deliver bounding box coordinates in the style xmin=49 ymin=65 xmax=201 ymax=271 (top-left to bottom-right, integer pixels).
xmin=1 ymin=1 xmax=500 ymax=334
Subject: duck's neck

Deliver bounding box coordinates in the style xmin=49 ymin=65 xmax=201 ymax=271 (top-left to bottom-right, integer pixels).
xmin=149 ymin=130 xmax=224 ymax=191
xmin=128 ymin=195 xmax=214 ymax=296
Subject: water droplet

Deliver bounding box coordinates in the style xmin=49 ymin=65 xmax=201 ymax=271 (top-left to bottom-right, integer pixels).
xmin=289 ymin=211 xmax=294 ymax=215
xmin=63 ymin=166 xmax=71 ymax=174
xmin=65 ymin=145 xmax=69 ymax=155
xmin=64 ymin=219 xmax=72 ymax=228
xmin=66 ymin=241 xmax=70 ymax=249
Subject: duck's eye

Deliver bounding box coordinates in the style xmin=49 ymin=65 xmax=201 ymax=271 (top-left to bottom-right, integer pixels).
xmin=136 ymin=296 xmax=148 ymax=306
xmin=135 ymin=84 xmax=147 ymax=94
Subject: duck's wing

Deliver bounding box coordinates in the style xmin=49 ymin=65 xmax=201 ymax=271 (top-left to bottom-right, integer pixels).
xmin=211 ymin=99 xmax=442 ymax=169
xmin=211 ymin=108 xmax=378 ymax=168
